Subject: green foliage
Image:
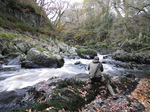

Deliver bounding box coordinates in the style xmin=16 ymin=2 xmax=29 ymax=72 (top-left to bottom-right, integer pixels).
xmin=0 ymin=32 xmax=16 ymax=41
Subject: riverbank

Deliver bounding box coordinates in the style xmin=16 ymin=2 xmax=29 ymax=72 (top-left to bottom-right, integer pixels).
xmin=11 ymin=73 xmax=149 ymax=112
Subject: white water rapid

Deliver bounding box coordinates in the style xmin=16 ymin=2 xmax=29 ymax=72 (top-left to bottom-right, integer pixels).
xmin=0 ymin=54 xmax=149 ymax=92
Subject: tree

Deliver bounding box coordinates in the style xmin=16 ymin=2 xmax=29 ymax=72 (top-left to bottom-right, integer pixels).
xmin=36 ymin=0 xmax=70 ymax=29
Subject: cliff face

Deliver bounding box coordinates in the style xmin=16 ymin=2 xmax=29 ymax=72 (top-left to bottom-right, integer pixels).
xmin=0 ymin=0 xmax=43 ymax=27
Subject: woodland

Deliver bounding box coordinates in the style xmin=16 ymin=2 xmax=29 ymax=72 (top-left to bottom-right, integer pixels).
xmin=38 ymin=0 xmax=150 ymax=47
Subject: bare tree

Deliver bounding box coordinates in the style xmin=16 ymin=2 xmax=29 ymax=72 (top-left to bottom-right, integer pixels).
xmin=36 ymin=0 xmax=70 ymax=29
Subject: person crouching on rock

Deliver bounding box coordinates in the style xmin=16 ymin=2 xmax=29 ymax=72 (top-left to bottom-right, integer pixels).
xmin=88 ymin=56 xmax=116 ymax=96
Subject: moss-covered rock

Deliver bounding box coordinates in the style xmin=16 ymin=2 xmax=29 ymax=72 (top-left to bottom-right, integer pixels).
xmin=110 ymin=76 xmax=138 ymax=95
xmin=121 ymin=39 xmax=144 ymax=52
xmin=76 ymin=48 xmax=97 ymax=59
xmin=21 ymin=48 xmax=64 ymax=68
xmin=112 ymin=50 xmax=150 ymax=64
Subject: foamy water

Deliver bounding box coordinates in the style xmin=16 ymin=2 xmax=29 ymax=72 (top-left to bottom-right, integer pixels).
xmin=0 ymin=54 xmax=148 ymax=92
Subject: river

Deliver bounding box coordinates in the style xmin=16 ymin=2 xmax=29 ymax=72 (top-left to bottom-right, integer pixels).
xmin=0 ymin=54 xmax=149 ymax=111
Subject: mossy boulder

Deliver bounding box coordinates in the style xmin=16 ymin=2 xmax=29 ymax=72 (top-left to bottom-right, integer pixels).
xmin=121 ymin=39 xmax=143 ymax=52
xmin=112 ymin=50 xmax=150 ymax=64
xmin=76 ymin=48 xmax=97 ymax=59
xmin=21 ymin=48 xmax=64 ymax=68
xmin=110 ymin=76 xmax=138 ymax=95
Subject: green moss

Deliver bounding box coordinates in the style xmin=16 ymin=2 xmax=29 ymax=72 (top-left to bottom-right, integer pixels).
xmin=0 ymin=32 xmax=16 ymax=41
xmin=35 ymin=47 xmax=46 ymax=52
xmin=57 ymin=78 xmax=86 ymax=89
xmin=76 ymin=48 xmax=97 ymax=56
xmin=16 ymin=79 xmax=86 ymax=112
xmin=50 ymin=55 xmax=57 ymax=59
xmin=26 ymin=89 xmax=84 ymax=111
xmin=49 ymin=89 xmax=85 ymax=111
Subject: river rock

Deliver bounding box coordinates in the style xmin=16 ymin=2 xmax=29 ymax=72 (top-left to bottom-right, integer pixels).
xmin=76 ymin=48 xmax=97 ymax=59
xmin=0 ymin=65 xmax=21 ymax=71
xmin=112 ymin=50 xmax=150 ymax=64
xmin=21 ymin=48 xmax=64 ymax=68
xmin=13 ymin=39 xmax=31 ymax=54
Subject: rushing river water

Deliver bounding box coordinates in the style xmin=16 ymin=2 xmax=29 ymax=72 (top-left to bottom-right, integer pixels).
xmin=0 ymin=54 xmax=149 ymax=111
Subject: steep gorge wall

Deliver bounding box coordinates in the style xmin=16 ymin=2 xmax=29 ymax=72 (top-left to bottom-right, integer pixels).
xmin=0 ymin=0 xmax=44 ymax=27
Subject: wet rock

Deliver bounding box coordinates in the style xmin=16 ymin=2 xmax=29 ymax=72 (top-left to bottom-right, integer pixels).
xmin=112 ymin=50 xmax=150 ymax=64
xmin=123 ymin=73 xmax=136 ymax=79
xmin=74 ymin=61 xmax=82 ymax=65
xmin=76 ymin=48 xmax=97 ymax=59
xmin=110 ymin=76 xmax=138 ymax=95
xmin=74 ymin=73 xmax=90 ymax=81
xmin=74 ymin=61 xmax=87 ymax=70
xmin=1 ymin=65 xmax=21 ymax=71
xmin=21 ymin=48 xmax=64 ymax=68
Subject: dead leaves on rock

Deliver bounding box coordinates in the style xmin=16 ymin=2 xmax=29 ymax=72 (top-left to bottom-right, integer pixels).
xmin=129 ymin=78 xmax=150 ymax=111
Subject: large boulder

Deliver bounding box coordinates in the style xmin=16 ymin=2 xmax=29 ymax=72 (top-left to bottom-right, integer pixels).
xmin=21 ymin=48 xmax=64 ymax=68
xmin=76 ymin=48 xmax=97 ymax=59
xmin=13 ymin=39 xmax=31 ymax=54
xmin=112 ymin=50 xmax=150 ymax=64
xmin=0 ymin=37 xmax=32 ymax=56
